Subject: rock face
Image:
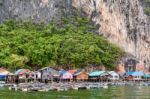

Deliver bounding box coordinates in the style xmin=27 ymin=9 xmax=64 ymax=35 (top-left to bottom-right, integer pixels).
xmin=0 ymin=0 xmax=149 ymax=68
xmin=72 ymin=0 xmax=150 ymax=68
xmin=0 ymin=0 xmax=64 ymax=23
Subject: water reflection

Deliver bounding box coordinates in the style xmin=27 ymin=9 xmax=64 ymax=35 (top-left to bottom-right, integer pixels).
xmin=0 ymin=86 xmax=150 ymax=99
xmin=90 ymin=86 xmax=150 ymax=99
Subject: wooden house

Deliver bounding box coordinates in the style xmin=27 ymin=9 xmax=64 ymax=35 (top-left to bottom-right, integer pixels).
xmin=15 ymin=69 xmax=31 ymax=83
xmin=59 ymin=70 xmax=73 ymax=81
xmin=89 ymin=71 xmax=110 ymax=82
xmin=142 ymin=74 xmax=150 ymax=81
xmin=0 ymin=68 xmax=10 ymax=81
xmin=73 ymin=69 xmax=88 ymax=81
xmin=108 ymin=71 xmax=120 ymax=81
xmin=125 ymin=71 xmax=144 ymax=81
xmin=39 ymin=67 xmax=59 ymax=82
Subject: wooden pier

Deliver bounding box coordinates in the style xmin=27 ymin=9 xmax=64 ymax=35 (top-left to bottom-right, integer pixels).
xmin=8 ymin=82 xmax=109 ymax=92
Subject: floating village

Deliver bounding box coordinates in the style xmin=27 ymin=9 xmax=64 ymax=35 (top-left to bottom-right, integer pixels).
xmin=0 ymin=58 xmax=150 ymax=92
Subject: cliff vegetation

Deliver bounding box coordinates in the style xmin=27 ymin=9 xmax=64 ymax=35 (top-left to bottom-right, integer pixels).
xmin=144 ymin=0 xmax=150 ymax=15
xmin=0 ymin=17 xmax=125 ymax=70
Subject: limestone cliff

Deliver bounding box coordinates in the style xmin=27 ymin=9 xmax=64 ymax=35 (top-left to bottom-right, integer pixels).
xmin=0 ymin=0 xmax=63 ymax=23
xmin=73 ymin=0 xmax=150 ymax=69
xmin=0 ymin=0 xmax=149 ymax=69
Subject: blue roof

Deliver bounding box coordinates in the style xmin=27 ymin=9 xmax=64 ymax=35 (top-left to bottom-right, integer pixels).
xmin=59 ymin=70 xmax=67 ymax=75
xmin=89 ymin=71 xmax=106 ymax=77
xmin=126 ymin=71 xmax=144 ymax=76
xmin=0 ymin=75 xmax=6 ymax=79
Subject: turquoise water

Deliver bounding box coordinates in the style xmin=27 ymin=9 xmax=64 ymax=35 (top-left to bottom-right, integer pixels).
xmin=0 ymin=86 xmax=150 ymax=99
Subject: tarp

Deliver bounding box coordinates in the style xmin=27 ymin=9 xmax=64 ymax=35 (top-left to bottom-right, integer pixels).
xmin=0 ymin=68 xmax=10 ymax=80
xmin=126 ymin=71 xmax=144 ymax=76
xmin=15 ymin=69 xmax=31 ymax=75
xmin=0 ymin=75 xmax=6 ymax=80
xmin=89 ymin=71 xmax=106 ymax=77
xmin=0 ymin=68 xmax=10 ymax=75
xmin=59 ymin=70 xmax=73 ymax=79
xmin=59 ymin=70 xmax=67 ymax=76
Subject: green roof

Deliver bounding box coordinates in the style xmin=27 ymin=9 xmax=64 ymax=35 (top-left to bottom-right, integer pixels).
xmin=89 ymin=71 xmax=106 ymax=77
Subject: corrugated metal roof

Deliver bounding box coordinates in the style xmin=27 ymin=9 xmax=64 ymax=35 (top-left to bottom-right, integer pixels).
xmin=89 ymin=71 xmax=106 ymax=77
xmin=143 ymin=74 xmax=150 ymax=78
xmin=108 ymin=71 xmax=119 ymax=76
xmin=126 ymin=71 xmax=144 ymax=76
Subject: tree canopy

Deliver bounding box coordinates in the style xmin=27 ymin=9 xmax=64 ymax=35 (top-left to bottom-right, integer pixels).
xmin=0 ymin=17 xmax=125 ymax=70
xmin=144 ymin=0 xmax=150 ymax=15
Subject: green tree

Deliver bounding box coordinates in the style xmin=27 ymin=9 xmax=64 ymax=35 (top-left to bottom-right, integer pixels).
xmin=0 ymin=17 xmax=125 ymax=70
